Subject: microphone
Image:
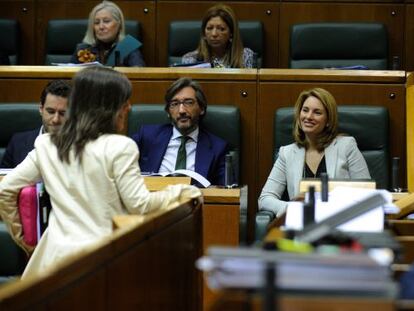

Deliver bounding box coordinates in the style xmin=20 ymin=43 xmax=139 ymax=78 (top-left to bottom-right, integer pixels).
xmin=224 ymin=154 xmax=234 ymax=188
xmin=303 ymin=186 xmax=315 ymax=226
xmin=392 ymin=56 xmax=400 ymax=70
xmin=321 ymin=172 xmax=329 ymax=202
xmin=392 ymin=157 xmax=400 ymax=192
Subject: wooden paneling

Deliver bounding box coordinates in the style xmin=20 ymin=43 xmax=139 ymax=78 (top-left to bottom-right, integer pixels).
xmin=210 ymin=292 xmax=395 ymax=311
xmin=278 ymin=2 xmax=405 ymax=69
xmin=407 ymin=72 xmax=414 ymax=192
xmin=156 ymin=1 xmax=279 ymax=68
xmin=0 ymin=1 xmax=35 ymax=64
xmin=405 ymin=5 xmax=414 ymax=71
xmin=257 ymin=69 xmax=407 ymax=195
xmin=202 ymin=201 xmax=240 ymax=310
xmin=35 ymin=1 xmax=156 ymax=66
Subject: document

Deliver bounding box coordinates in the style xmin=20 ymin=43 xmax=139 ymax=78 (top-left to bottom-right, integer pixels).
xmin=197 ymin=246 xmax=396 ymax=296
xmin=51 ymin=61 xmax=102 ymax=67
xmin=285 ymin=187 xmax=391 ymax=232
xmin=142 ymin=169 xmax=211 ymax=188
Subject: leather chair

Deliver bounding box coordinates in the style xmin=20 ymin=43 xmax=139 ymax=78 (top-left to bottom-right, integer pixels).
xmin=44 ymin=19 xmax=142 ymax=65
xmin=168 ymin=20 xmax=263 ymax=67
xmin=0 ymin=103 xmax=41 ymax=163
xmin=128 ymin=104 xmax=241 ymax=183
xmin=255 ymin=105 xmax=389 ymax=241
xmin=128 ymin=104 xmax=246 ymax=242
xmin=0 ymin=19 xmax=20 ymax=65
xmin=289 ymin=23 xmax=388 ymax=69
xmin=0 ymin=104 xmax=42 ymax=283
xmin=0 ymin=222 xmax=27 ymax=284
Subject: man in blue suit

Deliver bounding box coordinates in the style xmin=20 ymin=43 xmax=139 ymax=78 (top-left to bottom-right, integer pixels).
xmin=1 ymin=80 xmax=71 ymax=168
xmin=131 ymin=77 xmax=229 ymax=186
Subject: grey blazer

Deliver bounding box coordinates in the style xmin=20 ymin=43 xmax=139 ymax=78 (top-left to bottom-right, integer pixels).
xmin=258 ymin=136 xmax=371 ymax=216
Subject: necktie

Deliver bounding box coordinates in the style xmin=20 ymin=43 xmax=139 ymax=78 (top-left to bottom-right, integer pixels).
xmin=175 ymin=136 xmax=189 ymax=170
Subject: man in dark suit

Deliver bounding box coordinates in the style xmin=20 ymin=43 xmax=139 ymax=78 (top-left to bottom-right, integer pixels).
xmin=131 ymin=77 xmax=228 ymax=185
xmin=1 ymin=80 xmax=71 ymax=168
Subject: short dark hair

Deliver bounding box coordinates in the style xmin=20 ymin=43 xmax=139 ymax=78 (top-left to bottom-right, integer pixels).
xmin=164 ymin=77 xmax=207 ymax=119
xmin=40 ymin=80 xmax=71 ymax=106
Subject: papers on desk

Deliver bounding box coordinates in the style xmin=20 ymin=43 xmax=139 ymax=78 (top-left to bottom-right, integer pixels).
xmin=197 ymin=246 xmax=396 ymax=296
xmin=51 ymin=62 xmax=103 ymax=67
xmin=171 ymin=62 xmax=212 ymax=68
xmin=285 ymin=187 xmax=394 ymax=232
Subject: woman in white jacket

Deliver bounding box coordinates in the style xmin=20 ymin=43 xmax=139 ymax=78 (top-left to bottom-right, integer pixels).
xmin=0 ymin=66 xmax=201 ymax=278
xmin=259 ymin=88 xmax=370 ymax=217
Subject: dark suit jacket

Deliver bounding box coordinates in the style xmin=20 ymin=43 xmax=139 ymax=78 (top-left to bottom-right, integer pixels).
xmin=131 ymin=124 xmax=229 ymax=186
xmin=1 ymin=129 xmax=39 ymax=168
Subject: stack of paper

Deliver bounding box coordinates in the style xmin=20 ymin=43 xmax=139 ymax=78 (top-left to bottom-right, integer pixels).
xmin=285 ymin=187 xmax=393 ymax=232
xmin=197 ymin=246 xmax=396 ymax=297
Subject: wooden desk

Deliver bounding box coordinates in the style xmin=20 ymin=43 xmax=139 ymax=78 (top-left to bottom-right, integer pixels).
xmin=208 ymin=290 xmax=394 ymax=311
xmin=142 ymin=177 xmax=246 ymax=250
xmin=0 ymin=199 xmax=203 ymax=310
xmin=407 ymin=72 xmax=414 ymax=192
xmin=201 ymin=187 xmax=247 ymax=311
xmin=142 ymin=177 xmax=246 ymax=311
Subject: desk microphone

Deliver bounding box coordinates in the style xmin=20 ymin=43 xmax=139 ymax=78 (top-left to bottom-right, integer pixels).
xmin=224 ymin=154 xmax=234 ymax=188
xmin=391 ymin=157 xmax=400 ymax=192
xmin=303 ymin=186 xmax=315 ymax=226
xmin=321 ymin=173 xmax=329 ymax=202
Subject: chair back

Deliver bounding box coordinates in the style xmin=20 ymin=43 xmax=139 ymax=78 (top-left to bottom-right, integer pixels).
xmin=289 ymin=22 xmax=388 ymax=69
xmin=0 ymin=222 xmax=27 ymax=283
xmin=0 ymin=104 xmax=41 ymax=162
xmin=0 ymin=19 xmax=20 ymax=65
xmin=168 ymin=20 xmax=263 ymax=67
xmin=128 ymin=104 xmax=241 ymax=182
xmin=45 ymin=19 xmax=142 ymax=65
xmin=274 ymin=105 xmax=389 ymax=189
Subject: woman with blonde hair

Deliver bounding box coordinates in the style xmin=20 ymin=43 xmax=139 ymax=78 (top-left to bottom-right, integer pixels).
xmin=71 ymin=1 xmax=145 ymax=66
xmin=182 ymin=4 xmax=254 ymax=68
xmin=259 ymin=88 xmax=370 ymax=216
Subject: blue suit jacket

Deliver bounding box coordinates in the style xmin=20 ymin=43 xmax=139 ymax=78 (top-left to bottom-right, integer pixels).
xmin=131 ymin=124 xmax=229 ymax=186
xmin=1 ymin=129 xmax=39 ymax=168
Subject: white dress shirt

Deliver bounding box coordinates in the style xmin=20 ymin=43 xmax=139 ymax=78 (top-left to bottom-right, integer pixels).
xmin=159 ymin=127 xmax=198 ymax=173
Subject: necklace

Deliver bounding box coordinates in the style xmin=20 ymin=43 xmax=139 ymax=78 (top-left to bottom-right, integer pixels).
xmin=212 ymin=57 xmax=225 ymax=68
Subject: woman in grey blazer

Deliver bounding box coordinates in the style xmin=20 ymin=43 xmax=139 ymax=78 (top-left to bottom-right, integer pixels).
xmin=258 ymin=88 xmax=370 ymax=217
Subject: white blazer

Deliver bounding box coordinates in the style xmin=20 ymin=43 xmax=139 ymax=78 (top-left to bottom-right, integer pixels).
xmin=0 ymin=134 xmax=200 ymax=279
xmin=258 ymin=136 xmax=371 ymax=216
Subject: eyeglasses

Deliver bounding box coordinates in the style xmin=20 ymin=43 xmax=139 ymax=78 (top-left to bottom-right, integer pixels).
xmin=168 ymin=98 xmax=197 ymax=109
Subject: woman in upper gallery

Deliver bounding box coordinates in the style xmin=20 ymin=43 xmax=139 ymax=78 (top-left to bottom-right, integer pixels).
xmin=71 ymin=1 xmax=145 ymax=67
xmin=258 ymin=88 xmax=371 ymax=217
xmin=181 ymin=4 xmax=255 ymax=68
